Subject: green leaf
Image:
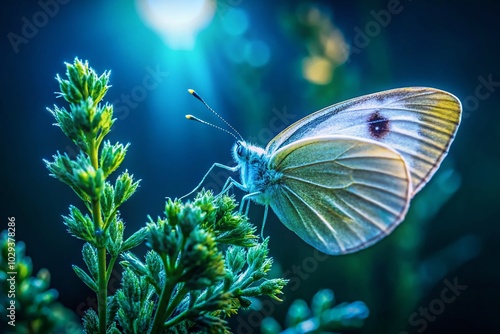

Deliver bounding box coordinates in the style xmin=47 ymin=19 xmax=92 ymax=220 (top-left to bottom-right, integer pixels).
xmin=199 ymin=192 xmax=258 ymax=247
xmin=95 ymin=103 xmax=115 ymax=141
xmin=177 ymin=203 xmax=204 ymax=237
xmin=45 ymin=152 xmax=91 ymax=204
xmin=144 ymin=250 xmax=163 ymax=293
xmin=82 ymin=308 xmax=99 ymax=334
xmin=72 ymin=265 xmax=98 ymax=292
xmin=121 ymin=227 xmax=148 ymax=252
xmin=321 ymin=301 xmax=369 ymax=330
xmin=101 ymin=141 xmax=129 ymax=178
xmin=225 ymin=246 xmax=246 ymax=275
xmin=120 ymin=252 xmax=149 ymax=277
xmin=193 ymin=314 xmax=230 ymax=334
xmin=107 ymin=295 xmax=119 ymax=329
xmin=101 ymin=182 xmax=115 ymax=219
xmin=114 ymin=170 xmax=140 ymax=207
xmin=285 ymin=299 xmax=310 ymax=327
xmin=246 ymin=238 xmax=272 ymax=280
xmin=261 ymin=317 xmax=282 ymax=334
xmin=179 ymin=227 xmax=226 ymax=290
xmin=115 ymin=268 xmax=154 ymax=333
xmin=47 ymin=105 xmax=88 ymax=152
xmin=70 ymin=97 xmax=95 ymax=134
xmin=82 ymin=243 xmax=98 ymax=280
xmin=106 ymin=324 xmax=121 ymax=334
xmin=259 ymin=278 xmax=288 ymax=302
xmin=46 ymin=151 xmax=104 ymax=201
xmin=136 ymin=300 xmax=154 ymax=333
xmin=165 ymin=198 xmax=182 ymax=226
xmin=146 ymin=216 xmax=180 ymax=258
xmin=311 ymin=289 xmax=335 ymax=316
xmin=107 ymin=216 xmax=124 ymax=257
xmin=57 ymin=58 xmax=110 ymax=105
xmin=62 ymin=205 xmax=95 ymax=243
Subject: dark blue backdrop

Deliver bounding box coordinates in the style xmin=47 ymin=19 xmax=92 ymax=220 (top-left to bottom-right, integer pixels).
xmin=2 ymin=1 xmax=499 ymax=333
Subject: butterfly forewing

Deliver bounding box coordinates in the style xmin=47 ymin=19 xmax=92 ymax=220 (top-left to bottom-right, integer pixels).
xmin=266 ymin=87 xmax=462 ymax=196
xmin=268 ymin=136 xmax=412 ymax=255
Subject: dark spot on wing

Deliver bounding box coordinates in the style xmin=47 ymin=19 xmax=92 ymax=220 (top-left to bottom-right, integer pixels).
xmin=367 ymin=111 xmax=390 ymax=139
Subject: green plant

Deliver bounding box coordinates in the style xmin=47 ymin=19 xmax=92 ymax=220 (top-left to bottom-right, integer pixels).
xmin=0 ymin=230 xmax=82 ymax=334
xmin=44 ymin=58 xmax=288 ymax=333
xmin=261 ymin=289 xmax=368 ymax=334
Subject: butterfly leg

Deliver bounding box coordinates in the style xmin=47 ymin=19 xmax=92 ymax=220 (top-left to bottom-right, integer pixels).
xmin=240 ymin=192 xmax=269 ymax=240
xmin=179 ymin=163 xmax=239 ymax=200
xmin=261 ymin=205 xmax=269 ymax=240
xmin=220 ymin=176 xmax=241 ymax=195
xmin=216 ymin=177 xmax=254 ymax=215
xmin=239 ymin=191 xmax=259 ymax=213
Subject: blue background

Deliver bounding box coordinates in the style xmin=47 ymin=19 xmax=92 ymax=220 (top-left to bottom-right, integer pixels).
xmin=1 ymin=0 xmax=499 ymax=333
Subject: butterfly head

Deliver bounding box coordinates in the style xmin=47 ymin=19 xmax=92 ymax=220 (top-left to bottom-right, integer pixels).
xmin=232 ymin=141 xmax=266 ymax=164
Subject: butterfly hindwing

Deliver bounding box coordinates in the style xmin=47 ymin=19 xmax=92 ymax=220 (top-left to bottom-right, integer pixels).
xmin=267 ymin=135 xmax=411 ymax=255
xmin=266 ymin=87 xmax=462 ymax=196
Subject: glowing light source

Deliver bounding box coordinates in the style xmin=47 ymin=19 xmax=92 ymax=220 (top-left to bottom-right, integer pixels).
xmin=136 ymin=0 xmax=215 ymax=49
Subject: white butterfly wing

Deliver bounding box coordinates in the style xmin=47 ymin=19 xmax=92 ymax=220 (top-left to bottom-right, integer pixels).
xmin=266 ymin=87 xmax=461 ymax=196
xmin=267 ymin=136 xmax=412 ymax=255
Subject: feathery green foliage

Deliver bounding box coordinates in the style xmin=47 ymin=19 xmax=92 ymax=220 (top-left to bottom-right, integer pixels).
xmin=44 ymin=58 xmax=289 ymax=333
xmin=0 ymin=230 xmax=82 ymax=333
xmin=261 ymin=289 xmax=369 ymax=333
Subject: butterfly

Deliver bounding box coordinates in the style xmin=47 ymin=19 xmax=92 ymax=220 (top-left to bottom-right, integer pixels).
xmin=185 ymin=87 xmax=462 ymax=255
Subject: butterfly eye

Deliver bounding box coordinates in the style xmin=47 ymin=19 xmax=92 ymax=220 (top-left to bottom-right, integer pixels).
xmin=236 ymin=144 xmax=245 ymax=156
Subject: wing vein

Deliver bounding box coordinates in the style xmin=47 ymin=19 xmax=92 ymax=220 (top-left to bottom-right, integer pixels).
xmin=333 ymin=192 xmax=388 ymax=233
xmin=346 ymin=187 xmax=403 ymax=217
xmin=281 ymin=184 xmax=343 ymax=250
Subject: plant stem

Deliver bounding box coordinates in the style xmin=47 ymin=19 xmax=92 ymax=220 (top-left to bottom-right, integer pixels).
xmin=97 ymin=244 xmax=107 ymax=334
xmin=161 ymin=285 xmax=188 ymax=324
xmin=162 ymin=289 xmax=223 ymax=328
xmin=163 ymin=310 xmax=189 ymax=328
xmin=89 ymin=136 xmax=107 ymax=334
xmin=106 ymin=255 xmax=118 ymax=282
xmin=150 ymin=256 xmax=177 ymax=334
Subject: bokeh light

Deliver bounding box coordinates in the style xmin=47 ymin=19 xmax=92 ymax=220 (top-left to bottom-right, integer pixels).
xmin=293 ymin=5 xmax=350 ymax=85
xmin=135 ymin=0 xmax=215 ymax=49
xmin=302 ymin=56 xmax=332 ymax=84
xmin=245 ymin=39 xmax=271 ymax=67
xmin=221 ymin=8 xmax=249 ymax=36
xmin=221 ymin=8 xmax=271 ymax=68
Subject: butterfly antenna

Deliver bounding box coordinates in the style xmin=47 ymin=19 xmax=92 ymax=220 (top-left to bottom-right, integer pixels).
xmin=188 ymin=89 xmax=244 ymax=141
xmin=186 ymin=115 xmax=240 ymax=142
